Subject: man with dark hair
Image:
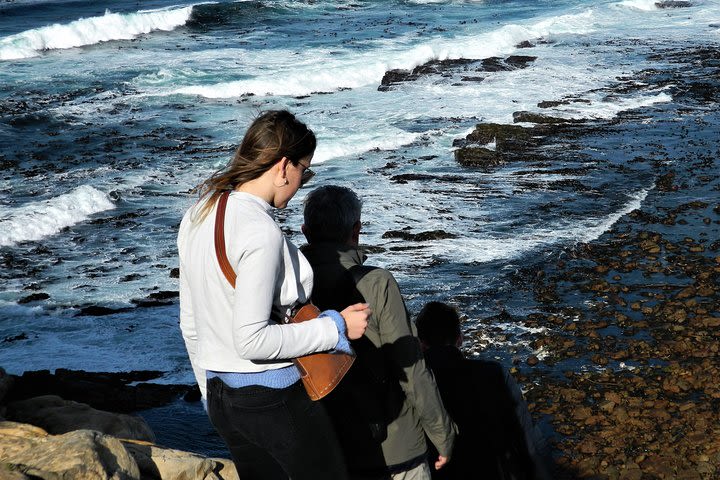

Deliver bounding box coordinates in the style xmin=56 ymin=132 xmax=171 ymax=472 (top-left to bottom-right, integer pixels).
xmin=416 ymin=301 xmax=552 ymax=480
xmin=301 ymin=185 xmax=457 ymax=480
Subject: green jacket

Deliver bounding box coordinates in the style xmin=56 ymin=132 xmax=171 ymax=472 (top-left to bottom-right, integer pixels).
xmin=301 ymin=243 xmax=457 ymax=471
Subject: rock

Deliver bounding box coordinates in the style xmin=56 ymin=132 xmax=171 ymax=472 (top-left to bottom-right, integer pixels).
xmin=455 ymin=123 xmax=534 ymax=149
xmin=478 ymin=57 xmax=512 ymax=72
xmin=0 ymin=421 xmax=141 ymax=480
xmin=0 ymin=465 xmax=33 ymax=480
xmin=381 ymin=229 xmax=457 ymax=241
xmin=656 ymin=1 xmax=692 ymax=7
xmin=0 ymin=367 xmax=13 ymax=404
xmin=454 ymin=146 xmax=503 ymax=167
xmin=452 ymin=122 xmax=551 ymax=167
xmin=76 ymin=305 xmax=132 ymax=316
xmin=656 ymin=172 xmax=676 ymax=192
xmin=379 ymin=58 xmax=477 ymax=90
xmin=17 ymin=292 xmax=50 ymax=304
xmin=122 ymin=440 xmax=238 ymax=480
xmin=7 ymin=369 xmax=189 ymax=413
xmin=131 ymin=290 xmax=179 ymax=308
xmin=378 ymin=69 xmax=417 ymax=91
xmin=512 ymin=111 xmax=581 ymax=124
xmin=505 ymin=55 xmax=537 ymax=68
xmin=6 ymin=395 xmax=155 ymax=442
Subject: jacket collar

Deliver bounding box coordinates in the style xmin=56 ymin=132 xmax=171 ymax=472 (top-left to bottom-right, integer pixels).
xmin=300 ymin=242 xmax=367 ymax=267
xmin=424 ymin=345 xmax=465 ymax=369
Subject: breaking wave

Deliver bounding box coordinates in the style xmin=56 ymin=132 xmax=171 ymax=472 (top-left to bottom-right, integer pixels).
xmin=0 ymin=5 xmax=194 ymax=61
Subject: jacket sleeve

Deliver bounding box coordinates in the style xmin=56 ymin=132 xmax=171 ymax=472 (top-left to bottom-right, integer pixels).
xmin=371 ymin=271 xmax=458 ymax=458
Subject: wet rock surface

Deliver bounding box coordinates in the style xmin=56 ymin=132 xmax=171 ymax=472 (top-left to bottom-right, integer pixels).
xmin=378 ymin=54 xmax=536 ymax=91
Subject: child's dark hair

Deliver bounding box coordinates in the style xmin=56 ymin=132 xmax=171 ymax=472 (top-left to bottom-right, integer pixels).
xmin=416 ymin=301 xmax=461 ymax=347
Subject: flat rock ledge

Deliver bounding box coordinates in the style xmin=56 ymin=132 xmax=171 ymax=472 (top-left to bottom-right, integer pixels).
xmin=0 ymin=368 xmax=236 ymax=480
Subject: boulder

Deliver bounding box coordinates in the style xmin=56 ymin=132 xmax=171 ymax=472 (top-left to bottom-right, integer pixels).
xmin=122 ymin=441 xmax=238 ymax=480
xmin=6 ymin=395 xmax=155 ymax=442
xmin=0 ymin=421 xmax=141 ymax=480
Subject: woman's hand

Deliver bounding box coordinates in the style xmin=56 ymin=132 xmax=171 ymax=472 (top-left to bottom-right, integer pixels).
xmin=340 ymin=303 xmax=371 ymax=340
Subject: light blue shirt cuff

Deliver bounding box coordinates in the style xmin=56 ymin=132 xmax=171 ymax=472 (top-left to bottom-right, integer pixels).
xmin=321 ymin=309 xmax=353 ymax=355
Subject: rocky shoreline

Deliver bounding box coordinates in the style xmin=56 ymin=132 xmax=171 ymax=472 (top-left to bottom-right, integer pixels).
xmin=0 ymin=368 xmax=235 ymax=480
xmin=449 ymin=45 xmax=720 ymax=479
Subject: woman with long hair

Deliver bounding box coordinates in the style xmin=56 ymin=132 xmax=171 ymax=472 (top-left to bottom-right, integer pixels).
xmin=178 ymin=110 xmax=370 ymax=480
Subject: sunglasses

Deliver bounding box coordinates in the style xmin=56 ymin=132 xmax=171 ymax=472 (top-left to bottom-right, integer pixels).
xmin=298 ymin=161 xmax=315 ymax=186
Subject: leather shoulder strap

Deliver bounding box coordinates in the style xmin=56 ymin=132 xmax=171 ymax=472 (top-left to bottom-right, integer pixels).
xmin=214 ymin=191 xmax=237 ymax=288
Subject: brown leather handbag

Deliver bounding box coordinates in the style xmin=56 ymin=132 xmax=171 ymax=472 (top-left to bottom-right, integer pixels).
xmin=214 ymin=190 xmax=354 ymax=400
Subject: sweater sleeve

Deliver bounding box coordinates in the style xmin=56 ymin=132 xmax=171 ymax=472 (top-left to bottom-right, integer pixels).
xmin=178 ymin=218 xmax=207 ymax=400
xmin=230 ymin=226 xmax=339 ymax=360
xmin=372 ymin=271 xmax=458 ymax=458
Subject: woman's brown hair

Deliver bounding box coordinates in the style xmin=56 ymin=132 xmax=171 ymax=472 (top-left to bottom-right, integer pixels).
xmin=194 ymin=110 xmax=316 ymax=220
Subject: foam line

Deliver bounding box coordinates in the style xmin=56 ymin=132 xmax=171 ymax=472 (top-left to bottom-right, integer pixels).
xmin=431 ymin=187 xmax=652 ymax=264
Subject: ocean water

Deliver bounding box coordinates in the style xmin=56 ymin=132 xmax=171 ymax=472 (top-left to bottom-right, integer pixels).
xmin=1 ymin=0 xmax=719 ymax=387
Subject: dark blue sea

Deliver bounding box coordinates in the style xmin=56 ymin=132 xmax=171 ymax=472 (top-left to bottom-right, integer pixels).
xmin=1 ymin=0 xmax=719 ymax=454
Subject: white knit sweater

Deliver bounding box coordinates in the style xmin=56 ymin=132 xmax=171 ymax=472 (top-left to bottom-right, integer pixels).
xmin=177 ymin=191 xmax=339 ymax=398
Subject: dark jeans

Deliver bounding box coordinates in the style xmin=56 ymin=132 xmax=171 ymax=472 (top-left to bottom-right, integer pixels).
xmin=207 ymin=377 xmax=349 ymax=480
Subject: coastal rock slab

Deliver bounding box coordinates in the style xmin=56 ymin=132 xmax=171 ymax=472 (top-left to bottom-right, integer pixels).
xmin=0 ymin=421 xmax=140 ymax=480
xmin=122 ymin=441 xmax=239 ymax=480
xmin=6 ymin=395 xmax=155 ymax=442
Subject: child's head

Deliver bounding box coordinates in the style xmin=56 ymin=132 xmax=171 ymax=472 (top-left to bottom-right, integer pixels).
xmin=416 ymin=301 xmax=462 ymax=349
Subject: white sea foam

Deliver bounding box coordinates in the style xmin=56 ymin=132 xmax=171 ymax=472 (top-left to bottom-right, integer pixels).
xmin=428 ymin=187 xmax=651 ymax=264
xmin=548 ymin=92 xmax=674 ymax=120
xmin=0 ymin=5 xmax=194 ymax=61
xmin=313 ymin=129 xmax=421 ymax=164
xmin=616 ymin=0 xmax=659 ymax=11
xmin=576 ymin=186 xmax=650 ymax=243
xmin=160 ymin=10 xmax=597 ymax=99
xmin=0 ymin=185 xmax=114 ymax=247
